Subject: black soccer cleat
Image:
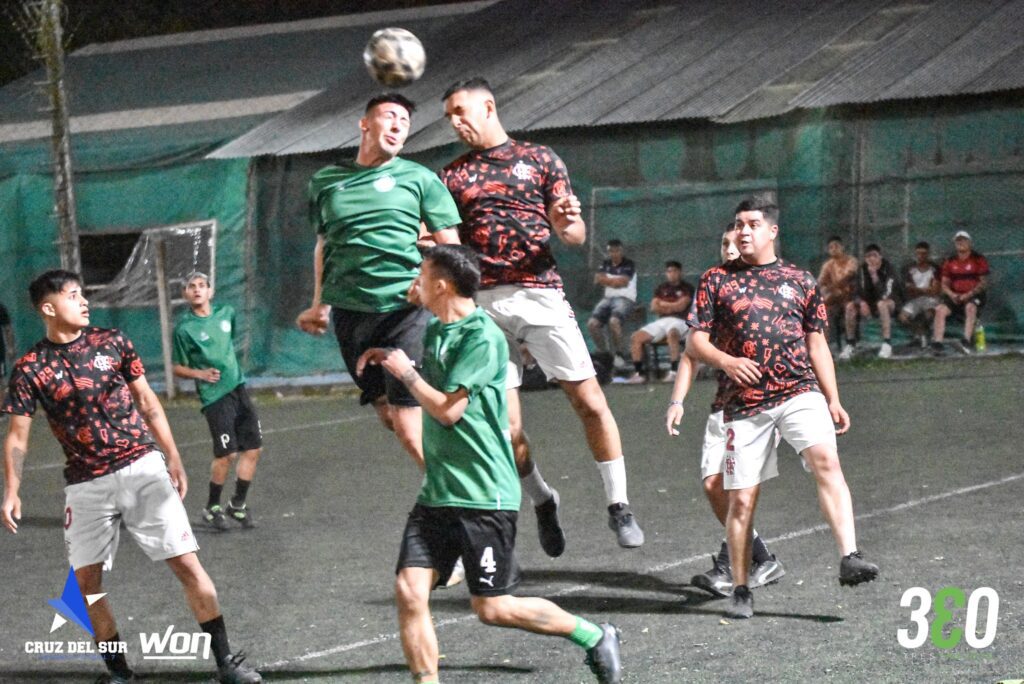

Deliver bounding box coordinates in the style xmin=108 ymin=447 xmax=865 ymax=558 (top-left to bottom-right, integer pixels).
xmin=725 ymin=585 xmax=754 ymax=619
xmin=839 ymin=550 xmax=879 ymax=586
xmin=607 ymin=503 xmax=644 ymax=548
xmin=226 ymin=503 xmax=256 ymax=530
xmin=535 ymin=488 xmax=566 ymax=557
xmin=584 ymin=623 xmax=623 ymax=684
xmin=218 ymin=651 xmax=262 ymax=683
xmin=691 ymin=551 xmax=733 ymax=598
xmin=199 ymin=505 xmax=230 ymax=531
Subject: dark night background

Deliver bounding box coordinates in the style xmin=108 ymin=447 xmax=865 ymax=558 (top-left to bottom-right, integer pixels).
xmin=0 ymin=0 xmax=466 ymax=88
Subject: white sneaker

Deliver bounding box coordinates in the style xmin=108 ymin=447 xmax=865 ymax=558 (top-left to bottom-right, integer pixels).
xmin=878 ymin=343 xmax=892 ymax=359
xmin=612 ymin=355 xmax=628 ymax=371
xmin=624 ymin=372 xmax=646 ymax=384
xmin=662 ymin=370 xmax=677 ymax=383
xmin=443 ymin=557 xmax=465 ymax=588
xmin=838 ymin=344 xmax=854 ymax=361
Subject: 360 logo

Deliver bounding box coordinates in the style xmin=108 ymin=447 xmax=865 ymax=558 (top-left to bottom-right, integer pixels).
xmin=898 ymin=586 xmax=999 ymax=649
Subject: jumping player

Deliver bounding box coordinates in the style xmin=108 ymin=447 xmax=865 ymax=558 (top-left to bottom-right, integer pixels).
xmin=688 ymin=195 xmax=879 ymax=619
xmin=2 ymin=270 xmax=261 ymax=683
xmin=440 ymin=78 xmax=643 ymax=553
xmin=296 ymin=93 xmax=461 ymax=470
xmin=666 ymin=229 xmax=785 ymax=597
xmin=172 ymin=271 xmax=261 ymax=530
xmin=358 ymin=245 xmax=623 ymax=684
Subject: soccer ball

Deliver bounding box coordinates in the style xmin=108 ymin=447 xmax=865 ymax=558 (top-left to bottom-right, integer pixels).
xmin=363 ymin=27 xmax=426 ymax=87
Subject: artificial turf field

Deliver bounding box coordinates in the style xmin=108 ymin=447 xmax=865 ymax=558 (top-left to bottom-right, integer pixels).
xmin=1 ymin=355 xmax=1022 ymax=683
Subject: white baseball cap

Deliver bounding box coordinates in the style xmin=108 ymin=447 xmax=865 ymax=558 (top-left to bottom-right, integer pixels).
xmin=953 ymin=230 xmax=971 ymax=241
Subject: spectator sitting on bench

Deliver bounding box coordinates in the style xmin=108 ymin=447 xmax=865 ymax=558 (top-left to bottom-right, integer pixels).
xmin=817 ymin=235 xmax=858 ymax=350
xmin=586 ymin=239 xmax=638 ymax=369
xmin=840 ymin=244 xmax=899 ymax=360
xmin=625 ymin=260 xmax=694 ymax=384
xmin=898 ymin=241 xmax=941 ymax=349
xmin=931 ymin=230 xmax=989 ymax=355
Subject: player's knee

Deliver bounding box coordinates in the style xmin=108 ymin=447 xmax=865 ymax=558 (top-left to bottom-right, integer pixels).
xmin=609 ymin=318 xmax=622 ymax=334
xmin=471 ymin=596 xmax=510 ymax=626
xmin=586 ymin=318 xmax=601 ymax=333
xmin=702 ymin=474 xmax=723 ymax=497
xmin=395 ymin=575 xmax=429 ymax=612
xmin=965 ymin=302 xmax=978 ymax=315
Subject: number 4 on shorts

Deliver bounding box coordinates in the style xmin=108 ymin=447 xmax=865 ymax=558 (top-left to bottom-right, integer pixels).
xmin=480 ymin=546 xmax=497 ymax=574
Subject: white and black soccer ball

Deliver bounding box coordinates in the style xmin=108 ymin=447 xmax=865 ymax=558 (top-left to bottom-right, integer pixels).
xmin=363 ymin=27 xmax=426 ymax=87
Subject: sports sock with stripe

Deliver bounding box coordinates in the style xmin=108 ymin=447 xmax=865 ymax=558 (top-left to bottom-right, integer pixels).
xmin=566 ymin=616 xmax=604 ymax=650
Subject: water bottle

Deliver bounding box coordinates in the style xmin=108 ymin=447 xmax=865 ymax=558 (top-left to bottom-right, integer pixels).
xmin=974 ymin=325 xmax=986 ymax=352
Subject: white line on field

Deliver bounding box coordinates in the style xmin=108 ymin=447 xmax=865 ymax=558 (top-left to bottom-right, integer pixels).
xmin=266 ymin=469 xmax=1024 ymax=669
xmin=23 ymin=414 xmax=375 ymax=472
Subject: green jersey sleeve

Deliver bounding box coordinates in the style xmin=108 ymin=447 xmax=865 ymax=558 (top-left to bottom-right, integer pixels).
xmin=443 ymin=337 xmax=502 ymax=397
xmin=419 ymin=172 xmax=461 ymax=234
xmin=171 ymin=324 xmax=189 ymax=366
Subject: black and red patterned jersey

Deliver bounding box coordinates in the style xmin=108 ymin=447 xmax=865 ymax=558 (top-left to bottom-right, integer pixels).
xmin=653 ymin=279 xmax=695 ymax=317
xmin=941 ymin=251 xmax=989 ymax=294
xmin=690 ymin=259 xmax=827 ymax=420
xmin=440 ymin=139 xmax=572 ymax=289
xmin=2 ymin=327 xmax=155 ymax=484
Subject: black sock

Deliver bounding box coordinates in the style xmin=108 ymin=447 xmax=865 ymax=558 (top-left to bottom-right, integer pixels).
xmin=200 ymin=615 xmax=231 ymax=667
xmin=231 ymin=479 xmax=251 ymax=508
xmin=99 ymin=632 xmax=132 ymax=678
xmin=718 ymin=539 xmax=729 ymax=563
xmin=883 ymin=338 xmax=891 ymax=344
xmin=670 ymin=359 xmax=679 ymax=372
xmin=846 ymin=338 xmax=856 ymax=346
xmin=752 ymin=535 xmax=772 ymax=564
xmin=207 ymin=482 xmax=223 ymax=509
xmin=633 ymin=361 xmax=644 ymax=374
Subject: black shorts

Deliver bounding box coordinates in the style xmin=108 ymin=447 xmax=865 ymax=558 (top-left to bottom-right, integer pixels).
xmin=202 ymin=385 xmax=262 ymax=458
xmin=942 ymin=293 xmax=986 ymax=317
xmin=397 ymin=504 xmax=520 ymax=597
xmin=333 ymin=306 xmax=430 ymax=407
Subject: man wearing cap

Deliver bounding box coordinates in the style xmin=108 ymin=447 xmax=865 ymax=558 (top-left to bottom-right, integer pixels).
xmin=931 ymin=230 xmax=990 ymax=354
xmin=173 ymin=272 xmax=262 ymax=530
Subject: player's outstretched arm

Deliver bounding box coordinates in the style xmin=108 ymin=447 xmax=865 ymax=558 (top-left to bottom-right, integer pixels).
xmin=172 ymin=364 xmax=220 ymax=383
xmin=688 ymin=330 xmax=761 ymax=387
xmin=2 ymin=415 xmax=32 ymax=533
xmin=548 ymin=195 xmax=585 ymax=246
xmin=806 ymin=331 xmax=850 ymax=435
xmin=666 ymin=350 xmax=699 ymax=436
xmin=296 ymin=235 xmax=331 ymax=335
xmin=128 ymin=376 xmax=188 ymax=498
xmin=357 ymin=347 xmax=470 ymax=426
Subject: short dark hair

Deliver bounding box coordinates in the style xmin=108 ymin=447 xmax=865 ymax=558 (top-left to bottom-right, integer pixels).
xmin=915 ymin=241 xmax=930 ymax=250
xmin=864 ymin=243 xmax=882 ymax=254
xmin=607 ymin=239 xmax=623 ymax=248
xmin=828 ymin=235 xmax=844 ymax=244
xmin=665 ymin=260 xmax=682 ymax=270
xmin=442 ymin=77 xmax=493 ymax=102
xmin=726 ymin=222 xmax=737 ymax=232
xmin=734 ymin=193 xmax=779 ymax=224
xmin=424 ymin=244 xmax=480 ymax=298
xmin=29 ymin=269 xmax=81 ymax=309
xmin=365 ymin=93 xmax=416 ymax=116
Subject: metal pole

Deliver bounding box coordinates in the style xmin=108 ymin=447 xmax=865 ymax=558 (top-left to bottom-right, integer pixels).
xmin=39 ymin=0 xmax=80 ymax=273
xmin=155 ymin=238 xmax=176 ymax=399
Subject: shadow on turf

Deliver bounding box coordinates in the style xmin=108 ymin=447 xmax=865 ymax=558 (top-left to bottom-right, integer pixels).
xmin=15 ymin=515 xmax=65 ymax=529
xmin=0 ymin=664 xmax=533 ymax=681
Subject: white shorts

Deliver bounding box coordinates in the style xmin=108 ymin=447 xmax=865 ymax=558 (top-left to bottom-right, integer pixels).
xmin=901 ymin=296 xmax=941 ymax=318
xmin=476 ymin=285 xmax=595 ymax=389
xmin=722 ymin=392 xmax=837 ymax=490
xmin=639 ymin=316 xmax=689 ymax=344
xmin=701 ymin=410 xmax=780 ymax=481
xmin=63 ymin=451 xmax=198 ymax=571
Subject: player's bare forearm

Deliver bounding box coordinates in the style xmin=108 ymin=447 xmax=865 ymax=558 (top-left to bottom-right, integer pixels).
xmin=807 ymin=331 xmax=841 ymax=404
xmin=549 ymin=195 xmax=585 ymax=245
xmin=666 ymin=352 xmax=698 ymax=436
xmin=311 ymin=235 xmax=326 ymax=308
xmin=431 ymin=227 xmax=461 ymax=245
xmin=2 ymin=416 xmax=31 ymax=533
xmin=129 ymin=378 xmax=181 ymax=462
xmin=358 ymin=347 xmax=469 ymax=426
xmin=688 ymin=331 xmax=729 ymax=370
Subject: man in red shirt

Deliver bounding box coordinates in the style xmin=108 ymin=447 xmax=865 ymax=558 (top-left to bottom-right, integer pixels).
xmin=931 ymin=230 xmax=990 ymax=354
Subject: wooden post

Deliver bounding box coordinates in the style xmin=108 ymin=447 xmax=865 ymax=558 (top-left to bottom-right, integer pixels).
xmin=154 ymin=238 xmax=176 ymax=399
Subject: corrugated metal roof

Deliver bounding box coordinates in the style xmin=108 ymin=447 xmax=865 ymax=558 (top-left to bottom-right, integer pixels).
xmin=209 ymin=0 xmax=1024 ymax=159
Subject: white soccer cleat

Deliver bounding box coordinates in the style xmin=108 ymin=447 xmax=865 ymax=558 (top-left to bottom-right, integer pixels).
xmin=838 ymin=344 xmax=854 ymax=361
xmin=877 ymin=343 xmax=892 ymax=359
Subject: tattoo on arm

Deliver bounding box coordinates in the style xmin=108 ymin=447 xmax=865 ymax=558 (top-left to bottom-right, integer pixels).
xmin=10 ymin=447 xmax=25 ymax=480
xmin=400 ymin=368 xmax=420 ymax=387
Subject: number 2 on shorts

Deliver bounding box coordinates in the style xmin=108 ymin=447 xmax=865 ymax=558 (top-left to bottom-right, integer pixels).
xmin=725 ymin=428 xmax=735 ymax=452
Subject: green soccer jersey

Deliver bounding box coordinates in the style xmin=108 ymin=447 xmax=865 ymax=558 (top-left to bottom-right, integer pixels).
xmin=172 ymin=304 xmax=244 ymax=407
xmin=417 ymin=307 xmax=521 ymax=511
xmin=309 ymin=157 xmax=461 ymax=313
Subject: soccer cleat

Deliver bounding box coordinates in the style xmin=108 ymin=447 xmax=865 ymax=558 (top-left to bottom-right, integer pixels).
xmin=226 ymin=503 xmax=255 ymax=529
xmin=929 ymin=341 xmax=945 ymax=355
xmin=535 ymin=489 xmax=566 ymax=558
xmin=725 ymin=585 xmax=754 ymax=619
xmin=584 ymin=623 xmax=623 ymax=684
xmin=95 ymin=672 xmax=134 ymax=683
xmin=444 ymin=557 xmax=466 ymax=588
xmin=691 ymin=551 xmax=733 ymax=597
xmin=623 ymin=372 xmax=645 ymax=384
xmin=838 ymin=344 xmax=854 ymax=361
xmin=607 ymin=503 xmax=644 ymax=548
xmin=877 ymin=343 xmax=892 ymax=359
xmin=748 ymin=554 xmax=786 ymax=589
xmin=839 ymin=550 xmax=879 ymax=587
xmin=199 ymin=505 xmax=230 ymax=531
xmin=217 ymin=651 xmax=262 ymax=683
xmin=662 ymin=370 xmax=677 ymax=383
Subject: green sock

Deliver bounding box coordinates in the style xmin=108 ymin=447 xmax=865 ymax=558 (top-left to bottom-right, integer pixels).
xmin=567 ymin=616 xmax=604 ymax=650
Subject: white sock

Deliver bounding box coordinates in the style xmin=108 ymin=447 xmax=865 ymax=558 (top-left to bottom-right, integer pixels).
xmin=597 ymin=457 xmax=628 ymax=506
xmin=520 ymin=463 xmax=553 ymax=505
